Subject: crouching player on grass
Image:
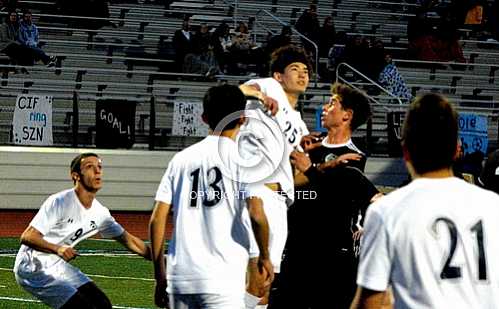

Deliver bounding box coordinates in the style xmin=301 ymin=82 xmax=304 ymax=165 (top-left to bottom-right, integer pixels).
xmin=13 ymin=153 xmax=151 ymax=309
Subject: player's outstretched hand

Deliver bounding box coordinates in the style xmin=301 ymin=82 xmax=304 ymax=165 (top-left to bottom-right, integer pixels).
xmin=301 ymin=133 xmax=323 ymax=152
xmin=154 ymin=279 xmax=169 ymax=308
xmin=319 ymin=153 xmax=362 ymax=171
xmin=56 ymin=245 xmax=78 ymax=262
xmin=261 ymin=94 xmax=278 ymax=116
xmin=290 ymin=150 xmax=312 ymax=173
xmin=238 ymin=83 xmax=278 ymax=116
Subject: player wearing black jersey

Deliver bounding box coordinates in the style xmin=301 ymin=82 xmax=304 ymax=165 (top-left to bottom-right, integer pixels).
xmin=269 ymin=83 xmax=380 ymax=309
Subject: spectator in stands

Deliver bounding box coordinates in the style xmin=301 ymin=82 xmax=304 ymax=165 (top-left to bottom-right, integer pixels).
xmin=229 ymin=21 xmax=253 ymax=74
xmin=318 ymin=15 xmax=336 ymax=58
xmin=327 ymin=30 xmax=347 ymax=81
xmin=229 ymin=21 xmax=262 ymax=75
xmin=343 ymin=35 xmax=370 ymax=78
xmin=436 ymin=11 xmax=466 ymax=62
xmin=0 ymin=9 xmax=35 ymax=68
xmin=408 ymin=8 xmax=466 ymax=63
xmin=366 ymin=38 xmax=386 ymax=81
xmin=212 ymin=21 xmax=232 ymax=73
xmin=295 ymin=3 xmax=320 ymax=55
xmin=172 ymin=17 xmax=193 ymax=72
xmin=479 ymin=149 xmax=499 ymax=194
xmin=266 ymin=25 xmax=292 ymax=56
xmin=186 ymin=23 xmax=220 ymax=77
xmin=464 ymin=1 xmax=484 ymax=26
xmin=19 ymin=10 xmax=56 ymax=67
xmin=13 ymin=153 xmax=151 ymax=309
xmin=378 ymin=53 xmax=412 ymax=103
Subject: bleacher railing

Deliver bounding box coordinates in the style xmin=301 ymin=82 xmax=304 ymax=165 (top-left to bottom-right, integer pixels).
xmin=336 ymin=62 xmax=409 ymax=155
xmin=336 ymin=62 xmax=405 ymax=106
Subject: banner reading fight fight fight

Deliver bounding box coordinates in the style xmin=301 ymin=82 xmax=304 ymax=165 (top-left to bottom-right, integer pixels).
xmin=12 ymin=94 xmax=53 ymax=145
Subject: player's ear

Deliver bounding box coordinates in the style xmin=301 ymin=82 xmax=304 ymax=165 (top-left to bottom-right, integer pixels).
xmin=71 ymin=171 xmax=79 ymax=184
xmin=273 ymin=71 xmax=282 ymax=82
xmin=343 ymin=108 xmax=353 ymax=121
xmin=201 ymin=113 xmax=208 ymax=125
xmin=453 ymin=141 xmax=461 ymax=161
xmin=238 ymin=115 xmax=246 ymax=125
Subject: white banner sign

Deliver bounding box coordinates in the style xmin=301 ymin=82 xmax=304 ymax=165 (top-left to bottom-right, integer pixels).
xmin=172 ymin=101 xmax=208 ymax=137
xmin=12 ymin=94 xmax=53 ymax=145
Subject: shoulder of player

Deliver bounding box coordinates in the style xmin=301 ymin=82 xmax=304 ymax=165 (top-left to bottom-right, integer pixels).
xmin=171 ymin=137 xmax=212 ymax=162
xmin=44 ymin=188 xmax=75 ymax=209
xmin=367 ymin=183 xmax=417 ymax=219
xmin=244 ymin=77 xmax=277 ymax=89
xmin=90 ymin=198 xmax=108 ymax=212
xmin=459 ymin=178 xmax=499 ymax=206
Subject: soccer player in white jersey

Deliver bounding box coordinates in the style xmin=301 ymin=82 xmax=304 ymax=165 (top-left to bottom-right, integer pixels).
xmin=149 ymin=84 xmax=273 ymax=309
xmin=13 ymin=153 xmax=151 ymax=309
xmin=237 ymin=45 xmax=311 ymax=309
xmin=351 ymin=93 xmax=499 ymax=308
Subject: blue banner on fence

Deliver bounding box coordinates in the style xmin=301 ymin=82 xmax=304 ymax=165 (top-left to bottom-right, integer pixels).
xmin=458 ymin=113 xmax=488 ymax=155
xmin=315 ymin=106 xmax=327 ymax=132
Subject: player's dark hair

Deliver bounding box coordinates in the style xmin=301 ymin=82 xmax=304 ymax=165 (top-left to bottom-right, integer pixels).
xmin=402 ymin=93 xmax=458 ymax=175
xmin=202 ymin=84 xmax=246 ymax=131
xmin=332 ymin=82 xmax=371 ymax=131
xmin=70 ymin=153 xmax=99 ymax=175
xmin=270 ymin=45 xmax=311 ymax=75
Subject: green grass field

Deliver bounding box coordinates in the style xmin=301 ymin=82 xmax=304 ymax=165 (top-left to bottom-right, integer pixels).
xmin=0 ymin=238 xmax=157 ymax=308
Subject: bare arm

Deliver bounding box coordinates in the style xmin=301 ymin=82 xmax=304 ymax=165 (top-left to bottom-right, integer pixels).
xmin=350 ymin=287 xmax=391 ymax=309
xmin=114 ymin=230 xmax=151 ymax=260
xmin=20 ymin=226 xmax=78 ymax=262
xmin=239 ymin=84 xmax=278 ymax=115
xmin=246 ymin=196 xmax=274 ymax=285
xmin=149 ymin=200 xmax=171 ymax=308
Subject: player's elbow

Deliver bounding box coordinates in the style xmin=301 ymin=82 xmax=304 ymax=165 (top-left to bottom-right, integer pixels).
xmin=20 ymin=226 xmax=42 ymax=248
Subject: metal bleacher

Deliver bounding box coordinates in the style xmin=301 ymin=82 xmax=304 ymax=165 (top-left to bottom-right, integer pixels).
xmin=0 ymin=0 xmax=498 ymax=155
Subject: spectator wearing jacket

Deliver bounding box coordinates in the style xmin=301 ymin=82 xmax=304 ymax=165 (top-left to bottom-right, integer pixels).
xmin=19 ymin=10 xmax=56 ymax=66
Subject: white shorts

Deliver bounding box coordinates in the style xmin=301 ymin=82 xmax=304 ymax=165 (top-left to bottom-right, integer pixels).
xmin=14 ymin=256 xmax=90 ymax=309
xmin=169 ymin=292 xmax=245 ymax=309
xmin=248 ymin=186 xmax=288 ymax=273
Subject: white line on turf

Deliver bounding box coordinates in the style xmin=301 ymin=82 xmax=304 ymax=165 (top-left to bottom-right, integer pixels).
xmin=86 ymin=273 xmax=154 ymax=282
xmin=0 ymin=296 xmax=153 ymax=308
xmin=0 ymin=267 xmax=153 ymax=282
xmin=0 ymin=253 xmax=141 ymax=258
xmin=0 ymin=296 xmax=39 ymax=303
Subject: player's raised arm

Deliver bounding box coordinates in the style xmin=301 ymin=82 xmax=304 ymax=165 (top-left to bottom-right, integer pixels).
xmin=239 ymin=83 xmax=279 ymax=115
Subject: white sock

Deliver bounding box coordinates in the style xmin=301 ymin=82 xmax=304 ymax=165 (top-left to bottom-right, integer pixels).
xmin=255 ymin=305 xmax=268 ymax=309
xmin=245 ymin=292 xmax=262 ymax=309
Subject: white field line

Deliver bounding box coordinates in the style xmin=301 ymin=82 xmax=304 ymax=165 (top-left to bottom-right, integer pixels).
xmin=0 ymin=268 xmax=153 ymax=282
xmin=0 ymin=296 xmax=152 ymax=308
xmin=0 ymin=253 xmax=142 ymax=258
xmin=0 ymin=296 xmax=40 ymax=303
